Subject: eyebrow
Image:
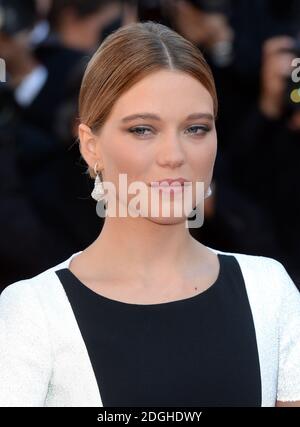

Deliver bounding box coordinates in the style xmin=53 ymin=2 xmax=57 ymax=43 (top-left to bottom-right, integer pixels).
xmin=120 ymin=112 xmax=214 ymax=123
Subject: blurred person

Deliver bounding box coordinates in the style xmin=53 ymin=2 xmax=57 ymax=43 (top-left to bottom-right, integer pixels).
xmin=29 ymin=0 xmax=53 ymax=46
xmin=165 ymin=0 xmax=300 ymax=146
xmin=0 ymin=1 xmax=122 ymax=285
xmin=20 ymin=0 xmax=123 ymax=133
xmin=21 ymin=60 xmax=105 ymax=265
xmin=35 ymin=0 xmax=52 ymax=18
xmin=166 ymin=0 xmax=234 ymax=67
xmin=0 ymin=101 xmax=74 ymax=289
xmin=0 ymin=22 xmax=299 ymax=407
xmin=228 ymin=35 xmax=300 ymax=285
xmin=0 ymin=56 xmax=104 ymax=289
xmin=46 ymin=0 xmax=122 ymax=52
xmin=0 ymin=1 xmax=123 ymax=132
xmin=0 ymin=0 xmax=41 ymax=88
xmin=0 ymin=0 xmax=66 ymax=288
xmin=122 ymin=0 xmax=138 ymax=26
xmin=259 ymin=36 xmax=299 ymax=122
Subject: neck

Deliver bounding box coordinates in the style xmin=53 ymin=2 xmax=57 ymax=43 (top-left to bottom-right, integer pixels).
xmin=86 ymin=215 xmax=204 ymax=283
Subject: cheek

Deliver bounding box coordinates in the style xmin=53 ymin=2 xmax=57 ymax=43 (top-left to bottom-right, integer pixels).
xmin=189 ymin=133 xmax=217 ymax=178
xmin=102 ymin=139 xmax=149 ymax=181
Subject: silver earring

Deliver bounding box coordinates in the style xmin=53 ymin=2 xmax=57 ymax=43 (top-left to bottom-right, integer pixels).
xmin=91 ymin=163 xmax=106 ymax=202
xmin=205 ymin=185 xmax=212 ymax=199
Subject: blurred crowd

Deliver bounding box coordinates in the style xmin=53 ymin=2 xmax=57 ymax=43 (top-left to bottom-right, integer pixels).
xmin=0 ymin=0 xmax=300 ymax=290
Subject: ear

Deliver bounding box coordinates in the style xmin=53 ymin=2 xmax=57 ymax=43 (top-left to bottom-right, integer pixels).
xmin=78 ymin=123 xmax=103 ymax=170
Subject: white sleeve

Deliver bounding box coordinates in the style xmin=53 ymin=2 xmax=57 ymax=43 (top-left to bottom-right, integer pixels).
xmin=275 ymin=261 xmax=300 ymax=402
xmin=0 ymin=281 xmax=52 ymax=407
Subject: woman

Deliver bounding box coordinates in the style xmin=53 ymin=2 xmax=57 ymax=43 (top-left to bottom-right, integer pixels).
xmin=0 ymin=21 xmax=299 ymax=407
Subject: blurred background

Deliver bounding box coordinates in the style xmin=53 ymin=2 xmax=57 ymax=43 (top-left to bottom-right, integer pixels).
xmin=1 ymin=0 xmax=300 ymax=291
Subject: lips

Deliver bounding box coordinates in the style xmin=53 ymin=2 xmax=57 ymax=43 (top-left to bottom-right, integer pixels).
xmin=149 ymin=178 xmax=191 ymax=187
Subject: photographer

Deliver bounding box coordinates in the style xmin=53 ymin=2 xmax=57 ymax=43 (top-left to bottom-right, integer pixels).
xmin=228 ymin=35 xmax=300 ymax=286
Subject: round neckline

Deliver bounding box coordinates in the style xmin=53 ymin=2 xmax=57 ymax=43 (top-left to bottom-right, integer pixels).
xmin=62 ymin=252 xmax=225 ymax=308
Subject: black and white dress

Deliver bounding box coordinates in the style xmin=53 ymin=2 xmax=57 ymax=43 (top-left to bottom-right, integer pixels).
xmin=55 ymin=253 xmax=261 ymax=407
xmin=0 ymin=247 xmax=299 ymax=406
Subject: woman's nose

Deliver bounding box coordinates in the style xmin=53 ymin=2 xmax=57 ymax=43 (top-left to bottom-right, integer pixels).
xmin=156 ymin=135 xmax=185 ymax=168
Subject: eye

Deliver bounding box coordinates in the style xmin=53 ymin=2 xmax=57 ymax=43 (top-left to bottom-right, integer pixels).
xmin=185 ymin=125 xmax=210 ymax=135
xmin=127 ymin=124 xmax=211 ymax=138
xmin=128 ymin=126 xmax=153 ymax=137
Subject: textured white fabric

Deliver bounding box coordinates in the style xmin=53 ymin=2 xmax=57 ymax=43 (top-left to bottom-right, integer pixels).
xmin=0 ymin=247 xmax=299 ymax=407
xmin=0 ymin=255 xmax=101 ymax=407
xmin=209 ymin=248 xmax=300 ymax=405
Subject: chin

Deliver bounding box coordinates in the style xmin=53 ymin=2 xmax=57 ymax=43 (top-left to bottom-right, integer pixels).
xmin=145 ymin=215 xmax=187 ymax=226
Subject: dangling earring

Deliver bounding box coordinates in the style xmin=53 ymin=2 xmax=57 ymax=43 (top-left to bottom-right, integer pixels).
xmin=91 ymin=163 xmax=106 ymax=202
xmin=205 ymin=185 xmax=212 ymax=199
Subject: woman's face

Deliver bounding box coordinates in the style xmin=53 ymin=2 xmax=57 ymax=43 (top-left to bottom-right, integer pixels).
xmin=79 ymin=69 xmax=217 ymax=225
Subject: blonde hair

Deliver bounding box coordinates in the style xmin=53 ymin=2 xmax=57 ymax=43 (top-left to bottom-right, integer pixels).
xmin=79 ymin=21 xmax=218 ymax=178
